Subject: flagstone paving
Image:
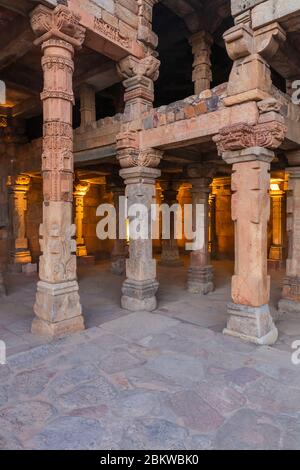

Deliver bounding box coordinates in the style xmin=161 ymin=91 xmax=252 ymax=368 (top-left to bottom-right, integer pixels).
xmin=0 ymin=310 xmax=299 ymax=450
xmin=0 ymin=261 xmax=300 ymax=450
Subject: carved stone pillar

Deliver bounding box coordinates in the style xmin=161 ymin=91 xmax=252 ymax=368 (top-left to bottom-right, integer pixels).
xmin=189 ymin=31 xmax=213 ymax=94
xmin=187 ymin=166 xmax=214 ymax=294
xmin=214 ymin=111 xmax=286 ymax=344
xmin=79 ymin=84 xmax=96 ymax=128
xmin=30 ymin=5 xmax=86 ymax=339
xmin=118 ymin=145 xmax=162 ymax=312
xmin=7 ymin=175 xmax=32 ymax=265
xmin=279 ymin=165 xmax=300 ymax=315
xmin=268 ymin=182 xmax=285 ymax=266
xmin=109 ymin=183 xmax=128 ymax=276
xmin=117 ymin=55 xmax=160 ymax=119
xmin=74 ymin=181 xmax=90 ymax=257
xmin=209 ymin=193 xmax=217 ymax=258
xmin=159 ymin=181 xmax=182 ymax=267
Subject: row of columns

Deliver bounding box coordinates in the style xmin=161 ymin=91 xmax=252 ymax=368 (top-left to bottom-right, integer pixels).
xmin=18 ymin=3 xmax=299 ymax=346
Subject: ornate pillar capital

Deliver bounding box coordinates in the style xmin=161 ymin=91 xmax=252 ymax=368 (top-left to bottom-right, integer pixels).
xmin=117 ymin=55 xmax=160 ymax=117
xmin=214 ymin=116 xmax=286 ymax=160
xmin=30 ymin=4 xmax=86 ymax=48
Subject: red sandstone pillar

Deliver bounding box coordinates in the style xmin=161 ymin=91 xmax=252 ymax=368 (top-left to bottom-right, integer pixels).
xmin=214 ymin=109 xmax=287 ymax=344
xmin=159 ymin=181 xmax=182 ymax=267
xmin=30 ymin=5 xmax=86 ymax=339
xmin=222 ymin=147 xmax=278 ymax=344
xmin=109 ymin=182 xmax=128 ymax=276
xmin=189 ymin=31 xmax=213 ymax=94
xmin=279 ymin=160 xmax=300 ymax=316
xmin=187 ymin=165 xmax=214 ymax=294
xmin=7 ymin=175 xmax=32 ymax=266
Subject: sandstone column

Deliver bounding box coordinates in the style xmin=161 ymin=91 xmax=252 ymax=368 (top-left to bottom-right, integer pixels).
xmin=189 ymin=31 xmax=213 ymax=94
xmin=118 ymin=146 xmax=162 ymax=312
xmin=222 ymin=147 xmax=278 ymax=344
xmin=269 ymin=182 xmax=285 ymax=267
xmin=7 ymin=175 xmax=32 ymax=266
xmin=79 ymin=84 xmax=96 ymax=128
xmin=214 ymin=108 xmax=286 ymax=344
xmin=209 ymin=192 xmax=218 ymax=258
xmin=159 ymin=181 xmax=182 ymax=267
xmin=187 ymin=165 xmax=214 ymax=294
xmin=117 ymin=17 xmax=161 ymax=311
xmin=30 ymin=5 xmax=86 ymax=338
xmin=109 ymin=182 xmax=128 ymax=276
xmin=279 ymin=163 xmax=300 ymax=315
xmin=74 ymin=181 xmax=90 ymax=257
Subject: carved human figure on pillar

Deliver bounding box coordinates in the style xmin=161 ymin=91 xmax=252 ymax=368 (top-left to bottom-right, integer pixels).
xmin=159 ymin=181 xmax=182 ymax=267
xmin=189 ymin=31 xmax=213 ymax=94
xmin=30 ymin=4 xmax=86 ymax=339
xmin=279 ymin=157 xmax=300 ymax=316
xmin=214 ymin=110 xmax=287 ymax=344
xmin=187 ymin=165 xmax=214 ymax=295
xmin=7 ymin=175 xmax=32 ymax=266
xmin=117 ymin=134 xmax=162 ymax=312
xmin=74 ymin=181 xmax=90 ymax=257
xmin=108 ymin=181 xmax=128 ymax=276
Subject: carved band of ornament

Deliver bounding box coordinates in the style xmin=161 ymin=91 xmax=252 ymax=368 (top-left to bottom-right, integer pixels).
xmin=213 ymin=122 xmax=287 ymax=154
xmin=42 ymin=148 xmax=73 ymax=171
xmin=41 ymin=90 xmax=75 ymax=104
xmin=43 ymin=122 xmax=73 ymax=138
xmin=118 ymin=149 xmax=162 ymax=168
xmin=42 ymin=56 xmax=74 ymax=73
xmin=30 ymin=5 xmax=86 ymax=47
xmin=43 ymin=139 xmax=73 ymax=156
xmin=42 ymin=39 xmax=74 ymax=54
xmin=94 ymin=17 xmax=130 ymax=49
xmin=124 ymin=87 xmax=154 ymax=103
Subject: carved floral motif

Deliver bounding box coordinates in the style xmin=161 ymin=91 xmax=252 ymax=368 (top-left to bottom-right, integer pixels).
xmin=213 ymin=122 xmax=287 ymax=154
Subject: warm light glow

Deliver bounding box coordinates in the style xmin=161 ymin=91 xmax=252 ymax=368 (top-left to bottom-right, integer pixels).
xmin=270 ymin=183 xmax=280 ymax=191
xmin=126 ymin=218 xmax=130 ymax=243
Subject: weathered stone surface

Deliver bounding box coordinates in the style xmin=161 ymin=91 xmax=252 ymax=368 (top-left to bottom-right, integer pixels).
xmin=168 ymin=390 xmax=224 ymax=433
xmin=215 ymin=409 xmax=281 ymax=450
xmin=29 ymin=416 xmax=105 ymax=450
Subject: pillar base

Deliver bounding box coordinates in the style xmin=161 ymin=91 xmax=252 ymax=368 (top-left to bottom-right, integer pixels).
xmin=31 ymin=316 xmax=85 ymax=340
xmin=121 ymin=279 xmax=159 ymax=312
xmin=33 ymin=280 xmax=84 ymax=338
xmin=223 ymin=303 xmax=278 ymax=345
xmin=111 ymin=257 xmax=126 ymax=276
xmin=159 ymin=247 xmax=183 ymax=267
xmin=187 ymin=266 xmax=214 ymax=294
xmin=278 ymin=298 xmax=300 ymax=316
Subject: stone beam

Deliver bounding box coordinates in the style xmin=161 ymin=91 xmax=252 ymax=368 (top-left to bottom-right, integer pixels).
xmin=66 ymin=0 xmax=144 ymax=60
xmin=251 ymin=0 xmax=300 ymax=31
xmin=140 ymin=102 xmax=259 ymax=150
xmin=231 ymin=0 xmax=266 ymax=17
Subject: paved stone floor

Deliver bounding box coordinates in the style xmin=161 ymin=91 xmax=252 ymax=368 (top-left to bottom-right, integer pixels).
xmin=0 ymin=260 xmax=300 ymax=449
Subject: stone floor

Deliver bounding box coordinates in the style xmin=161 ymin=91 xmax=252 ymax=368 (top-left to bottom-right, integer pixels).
xmin=0 ymin=260 xmax=300 ymax=449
